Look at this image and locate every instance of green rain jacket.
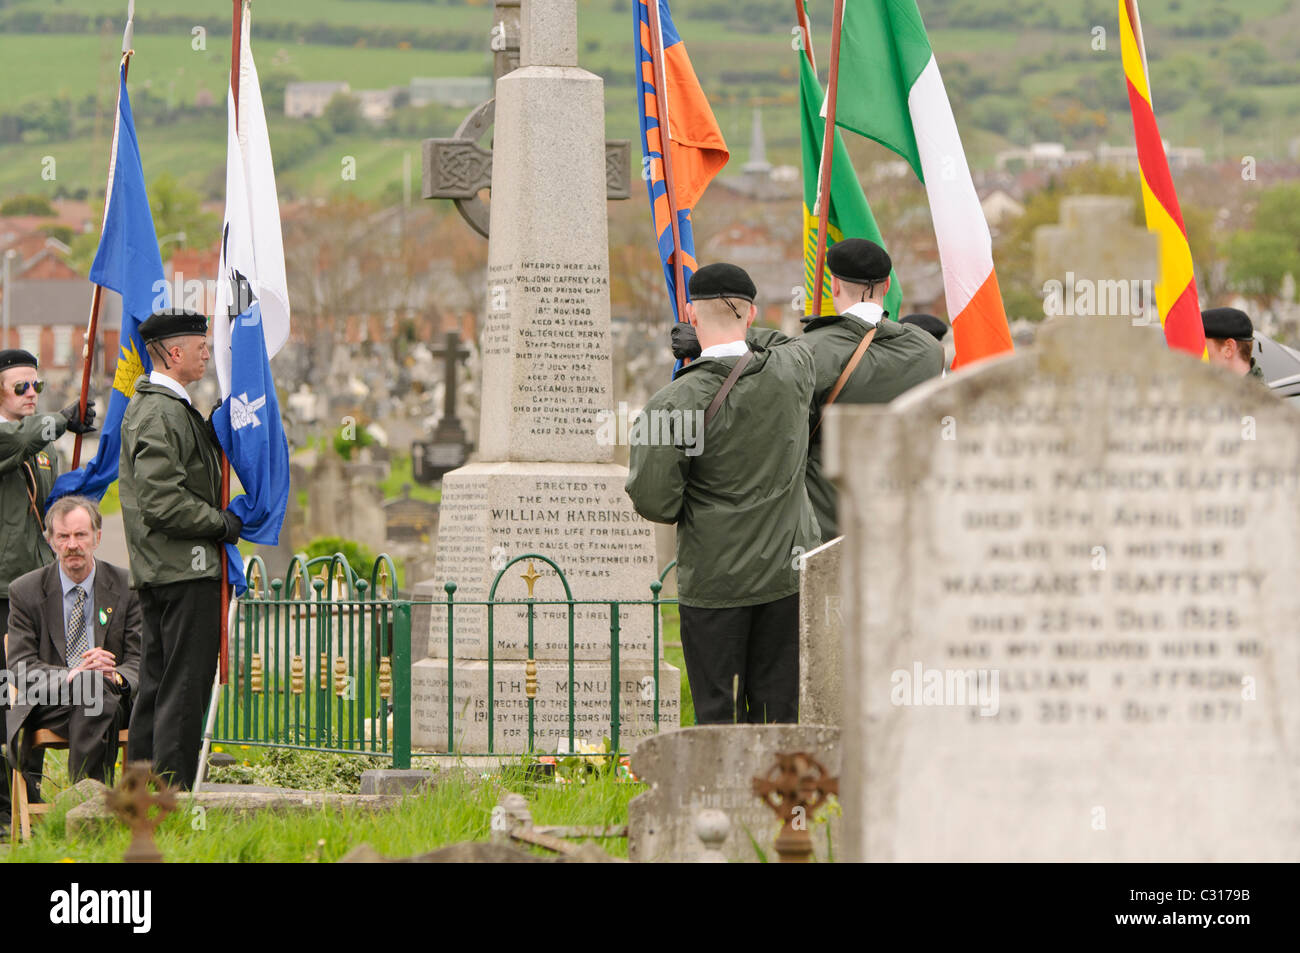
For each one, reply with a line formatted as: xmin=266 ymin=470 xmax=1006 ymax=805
xmin=803 ymin=313 xmax=944 ymax=538
xmin=0 ymin=412 xmax=64 ymax=597
xmin=119 ymin=380 xmax=225 ymax=589
xmin=625 ymin=335 xmax=822 ymax=609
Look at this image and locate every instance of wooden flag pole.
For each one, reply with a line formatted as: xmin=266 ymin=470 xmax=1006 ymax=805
xmin=73 ymin=7 xmax=136 ymax=469
xmin=811 ymin=0 xmax=846 ymax=318
xmin=645 ymin=0 xmax=688 ymax=326
xmin=218 ymin=0 xmax=244 ymax=686
xmin=795 ymin=0 xmax=816 ymax=72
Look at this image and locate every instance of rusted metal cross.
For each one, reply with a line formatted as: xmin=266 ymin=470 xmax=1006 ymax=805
xmin=106 ymin=762 xmax=178 ymax=863
xmin=752 ymin=751 xmax=839 ymax=863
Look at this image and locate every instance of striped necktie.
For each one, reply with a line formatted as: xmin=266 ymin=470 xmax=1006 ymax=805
xmin=67 ymin=585 xmax=89 ymax=666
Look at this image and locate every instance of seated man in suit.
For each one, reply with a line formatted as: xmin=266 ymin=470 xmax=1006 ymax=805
xmin=5 ymin=495 xmax=141 ymax=801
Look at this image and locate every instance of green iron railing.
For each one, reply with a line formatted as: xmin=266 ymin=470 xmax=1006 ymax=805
xmin=214 ymin=552 xmax=678 ymax=765
xmin=213 ymin=552 xmax=412 ymax=768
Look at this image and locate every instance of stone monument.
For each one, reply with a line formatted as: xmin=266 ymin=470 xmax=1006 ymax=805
xmin=411 ymin=0 xmax=677 ymax=754
xmin=826 ymin=315 xmax=1300 ymax=861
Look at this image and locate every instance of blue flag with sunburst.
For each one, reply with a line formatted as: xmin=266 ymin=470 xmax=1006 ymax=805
xmin=49 ymin=64 xmax=165 ymax=505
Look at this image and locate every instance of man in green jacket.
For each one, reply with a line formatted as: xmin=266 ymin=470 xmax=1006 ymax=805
xmin=803 ymin=239 xmax=944 ymax=538
xmin=0 ymin=348 xmax=95 ymax=829
xmin=626 ymin=264 xmax=820 ymax=725
xmin=119 ymin=310 xmax=242 ymax=789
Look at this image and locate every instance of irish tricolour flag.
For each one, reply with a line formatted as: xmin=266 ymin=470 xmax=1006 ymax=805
xmin=830 ymin=0 xmax=1013 ymax=369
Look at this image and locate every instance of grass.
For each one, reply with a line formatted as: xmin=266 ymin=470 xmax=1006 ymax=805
xmin=3 ymin=757 xmax=642 ymax=862
xmin=378 ymin=451 xmax=441 ymax=504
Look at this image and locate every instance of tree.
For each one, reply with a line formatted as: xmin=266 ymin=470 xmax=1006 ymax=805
xmin=323 ymin=92 xmax=363 ymax=134
xmin=1 ymin=194 xmax=56 ymax=216
xmin=148 ymin=174 xmax=220 ymax=250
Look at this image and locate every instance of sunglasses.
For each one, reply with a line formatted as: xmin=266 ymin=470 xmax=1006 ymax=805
xmin=12 ymin=380 xmax=44 ymax=396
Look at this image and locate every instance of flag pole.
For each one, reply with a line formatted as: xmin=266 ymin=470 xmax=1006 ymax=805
xmin=811 ymin=0 xmax=845 ymax=318
xmin=645 ymin=0 xmax=688 ymax=326
xmin=218 ymin=0 xmax=244 ymax=686
xmin=795 ymin=0 xmax=816 ymax=72
xmin=73 ymin=3 xmax=136 ymax=469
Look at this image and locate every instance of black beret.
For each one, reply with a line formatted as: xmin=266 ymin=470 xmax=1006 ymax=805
xmin=1201 ymin=307 xmax=1253 ymax=340
xmin=0 ymin=348 xmax=38 ymax=373
xmin=900 ymin=313 xmax=949 ymax=341
xmin=139 ymin=308 xmax=209 ymax=344
xmin=689 ymin=262 xmax=756 ymax=302
xmin=826 ymin=238 xmax=891 ymax=283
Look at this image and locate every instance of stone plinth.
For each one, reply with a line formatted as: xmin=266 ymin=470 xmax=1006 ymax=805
xmin=411 ymin=658 xmax=679 ymax=753
xmin=827 ymin=315 xmax=1300 ymax=862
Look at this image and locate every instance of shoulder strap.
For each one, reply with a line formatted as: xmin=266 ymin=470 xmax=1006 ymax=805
xmin=22 ymin=460 xmax=45 ymax=535
xmin=703 ymin=349 xmax=754 ymax=427
xmin=811 ymin=326 xmax=877 ymax=437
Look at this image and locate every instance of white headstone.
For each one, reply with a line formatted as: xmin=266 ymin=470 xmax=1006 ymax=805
xmin=828 ymin=316 xmax=1300 ymax=862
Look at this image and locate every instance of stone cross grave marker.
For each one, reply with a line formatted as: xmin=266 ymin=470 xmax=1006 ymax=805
xmin=422 ymin=0 xmax=630 ymax=239
xmin=413 ymin=331 xmax=473 ymax=484
xmin=411 ymin=0 xmax=677 ymax=755
xmin=826 ymin=315 xmax=1300 ymax=862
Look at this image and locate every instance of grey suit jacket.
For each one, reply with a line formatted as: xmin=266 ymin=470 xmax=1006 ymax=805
xmin=4 ymin=559 xmax=143 ymax=753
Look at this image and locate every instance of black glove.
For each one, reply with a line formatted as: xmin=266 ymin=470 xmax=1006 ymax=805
xmin=670 ymin=323 xmax=701 ymax=361
xmin=218 ymin=509 xmax=243 ymax=545
xmin=205 ymin=406 xmax=221 ymax=445
xmin=61 ymin=400 xmax=97 ymax=434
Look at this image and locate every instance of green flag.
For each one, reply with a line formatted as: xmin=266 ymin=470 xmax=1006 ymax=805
xmin=800 ymin=48 xmax=901 ymax=319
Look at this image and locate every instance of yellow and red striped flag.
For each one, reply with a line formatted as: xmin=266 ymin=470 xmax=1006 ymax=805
xmin=1119 ymin=0 xmax=1205 ymax=357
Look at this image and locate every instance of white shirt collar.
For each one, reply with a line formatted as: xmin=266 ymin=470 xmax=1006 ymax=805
xmin=843 ymin=301 xmax=885 ymax=327
xmin=149 ymin=370 xmax=192 ymax=405
xmin=698 ymin=339 xmax=750 ymax=360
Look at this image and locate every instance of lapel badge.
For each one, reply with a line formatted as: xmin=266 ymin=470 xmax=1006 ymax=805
xmin=99 ymin=607 xmax=110 ymax=626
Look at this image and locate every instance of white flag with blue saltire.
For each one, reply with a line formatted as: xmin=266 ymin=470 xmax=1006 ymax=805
xmin=211 ymin=4 xmax=290 ymax=596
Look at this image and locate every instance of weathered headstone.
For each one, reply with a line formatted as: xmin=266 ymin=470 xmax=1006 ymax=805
xmin=383 ymin=486 xmax=440 ymax=544
xmin=627 ymin=726 xmax=841 ymax=863
xmin=798 ymin=537 xmax=842 ymax=725
xmin=412 ymin=0 xmax=676 ymax=754
xmin=827 ymin=315 xmax=1300 ymax=862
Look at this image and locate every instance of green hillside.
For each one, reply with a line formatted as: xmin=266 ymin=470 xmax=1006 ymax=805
xmin=0 ymin=0 xmax=1298 ymax=203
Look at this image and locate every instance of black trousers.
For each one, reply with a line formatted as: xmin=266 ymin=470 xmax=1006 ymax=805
xmin=679 ymin=592 xmax=799 ymax=725
xmin=17 ymin=674 xmax=129 ymax=801
xmin=1 ymin=597 xmax=10 ymax=821
xmin=128 ymin=578 xmax=221 ymax=790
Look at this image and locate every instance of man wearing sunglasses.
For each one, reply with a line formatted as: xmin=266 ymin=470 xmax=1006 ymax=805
xmin=0 ymin=347 xmax=96 ymax=832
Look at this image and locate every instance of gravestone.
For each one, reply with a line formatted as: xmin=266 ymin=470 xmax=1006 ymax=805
xmin=1033 ymin=195 xmax=1159 ymax=319
xmin=627 ymin=726 xmax=841 ymax=863
xmin=413 ymin=331 xmax=474 ymax=484
xmin=826 ymin=315 xmax=1300 ymax=862
xmin=384 ymin=486 xmax=440 ymax=544
xmin=411 ymin=0 xmax=677 ymax=754
xmin=798 ymin=537 xmax=842 ymax=726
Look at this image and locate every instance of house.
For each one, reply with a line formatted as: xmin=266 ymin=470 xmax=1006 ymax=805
xmin=284 ymin=81 xmax=351 ymax=119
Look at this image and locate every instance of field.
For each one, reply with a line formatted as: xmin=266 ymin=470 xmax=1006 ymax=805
xmin=0 ymin=0 xmax=1297 ymax=202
